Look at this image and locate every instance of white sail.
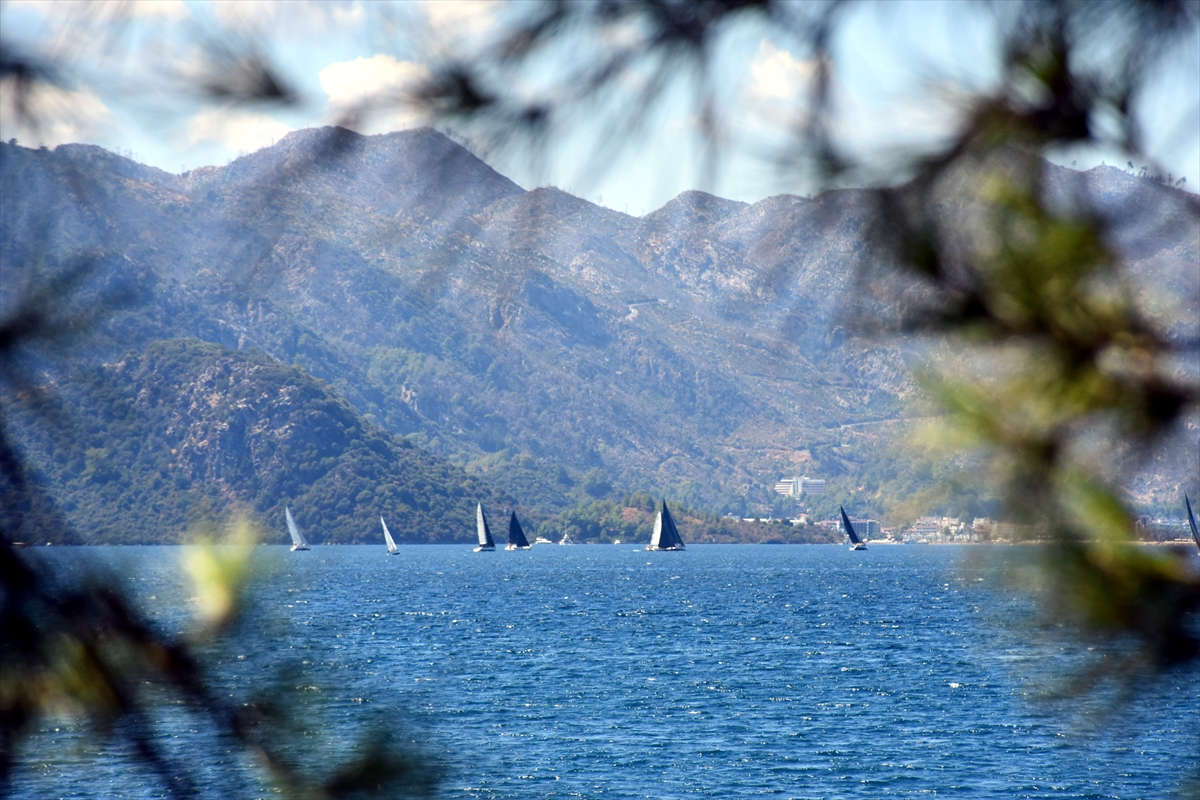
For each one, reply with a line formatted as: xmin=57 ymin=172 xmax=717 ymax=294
xmin=286 ymin=506 xmax=310 ymax=551
xmin=648 ymin=511 xmax=663 ymax=550
xmin=475 ymin=503 xmax=496 ymax=551
xmin=381 ymin=516 xmax=399 ymax=554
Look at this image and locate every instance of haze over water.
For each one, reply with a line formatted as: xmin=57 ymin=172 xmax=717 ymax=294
xmin=15 ymin=545 xmax=1199 ymax=799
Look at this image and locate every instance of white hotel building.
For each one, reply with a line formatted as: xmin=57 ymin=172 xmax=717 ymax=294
xmin=774 ymin=476 xmax=826 ymax=496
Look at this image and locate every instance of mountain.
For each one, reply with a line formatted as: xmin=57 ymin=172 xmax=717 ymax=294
xmin=5 ymin=339 xmax=503 ymax=544
xmin=2 ymin=128 xmax=1196 ymax=535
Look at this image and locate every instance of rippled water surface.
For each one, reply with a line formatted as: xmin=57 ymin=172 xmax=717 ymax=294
xmin=14 ymin=544 xmax=1199 ymax=799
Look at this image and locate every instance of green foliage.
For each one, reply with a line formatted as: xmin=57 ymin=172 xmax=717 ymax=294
xmin=553 ymin=495 xmax=655 ymax=543
xmin=4 ymin=339 xmax=504 ymax=544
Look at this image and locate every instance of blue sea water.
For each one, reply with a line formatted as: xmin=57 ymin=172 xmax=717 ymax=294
xmin=12 ymin=544 xmax=1199 ymax=799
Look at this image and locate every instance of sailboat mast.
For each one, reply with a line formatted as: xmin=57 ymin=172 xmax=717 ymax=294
xmin=1187 ymin=495 xmax=1199 ymax=553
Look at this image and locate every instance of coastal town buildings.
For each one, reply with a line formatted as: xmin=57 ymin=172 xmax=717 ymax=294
xmin=897 ymin=516 xmax=988 ymax=543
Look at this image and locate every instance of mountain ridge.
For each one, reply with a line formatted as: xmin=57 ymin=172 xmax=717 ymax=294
xmin=2 ymin=127 xmax=1196 ymax=533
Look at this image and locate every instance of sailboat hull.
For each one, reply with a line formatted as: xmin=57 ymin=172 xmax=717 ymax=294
xmin=474 ymin=544 xmax=496 ymax=552
xmin=291 ymin=544 xmax=310 ymax=551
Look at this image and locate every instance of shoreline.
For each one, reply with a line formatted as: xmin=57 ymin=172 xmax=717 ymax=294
xmin=15 ymin=540 xmax=1198 ymax=549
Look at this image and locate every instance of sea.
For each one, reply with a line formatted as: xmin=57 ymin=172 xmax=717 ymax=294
xmin=11 ymin=544 xmax=1199 ymax=799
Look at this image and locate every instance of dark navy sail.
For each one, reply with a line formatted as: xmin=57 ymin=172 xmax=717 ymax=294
xmin=840 ymin=506 xmax=867 ymax=550
xmin=1187 ymin=495 xmax=1199 ymax=553
xmin=507 ymin=511 xmax=531 ymax=550
xmin=646 ymin=500 xmax=685 ymax=551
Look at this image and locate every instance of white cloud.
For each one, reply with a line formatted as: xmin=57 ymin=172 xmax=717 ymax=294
xmin=736 ymin=39 xmax=822 ymax=137
xmin=331 ymin=2 xmax=366 ymax=27
xmin=747 ymin=40 xmax=818 ymax=102
xmin=418 ymin=0 xmax=504 ymax=55
xmin=185 ymin=108 xmax=292 ymax=154
xmin=8 ymin=0 xmax=189 ymax=21
xmin=212 ymin=1 xmax=284 ymax=31
xmin=120 ymin=0 xmax=189 ymax=20
xmin=0 ymin=78 xmax=113 ymax=147
xmin=320 ymin=55 xmax=428 ymax=108
xmin=319 ymin=55 xmax=430 ymax=134
xmin=213 ymin=1 xmax=364 ymax=34
xmin=420 ymin=0 xmax=502 ymax=35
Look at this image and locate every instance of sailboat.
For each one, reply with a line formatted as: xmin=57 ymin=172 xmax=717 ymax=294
xmin=645 ymin=500 xmax=685 ymax=551
xmin=840 ymin=506 xmax=867 ymax=550
xmin=474 ymin=503 xmax=496 ymax=551
xmin=285 ymin=506 xmax=310 ymax=551
xmin=506 ymin=511 xmax=531 ymax=550
xmin=381 ymin=516 xmax=400 ymax=555
xmin=1186 ymin=495 xmax=1199 ymax=553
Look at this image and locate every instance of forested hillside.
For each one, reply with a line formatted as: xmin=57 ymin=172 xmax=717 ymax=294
xmin=2 ymin=128 xmax=1195 ymax=540
xmin=6 ymin=339 xmax=503 ymax=544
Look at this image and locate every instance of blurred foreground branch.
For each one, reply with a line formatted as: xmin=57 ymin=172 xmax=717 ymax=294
xmin=1 ymin=17 xmax=440 ymax=798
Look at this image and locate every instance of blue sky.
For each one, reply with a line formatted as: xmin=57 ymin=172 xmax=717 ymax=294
xmin=2 ymin=1 xmax=1196 ymax=214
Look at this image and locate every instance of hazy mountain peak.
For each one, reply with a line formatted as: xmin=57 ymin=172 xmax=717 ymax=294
xmin=646 ymin=189 xmax=748 ymax=227
xmin=176 ymin=125 xmax=524 ymax=234
xmin=45 ymin=142 xmax=175 ymax=184
xmin=524 ymin=185 xmax=595 ymax=210
xmin=274 ymin=124 xmax=363 ymax=148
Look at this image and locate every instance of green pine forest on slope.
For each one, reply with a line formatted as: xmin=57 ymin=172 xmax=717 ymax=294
xmin=2 ymin=129 xmax=1196 ymax=544
xmin=8 ymin=339 xmax=500 ymax=544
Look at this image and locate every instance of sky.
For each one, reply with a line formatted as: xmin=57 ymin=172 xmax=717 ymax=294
xmin=2 ymin=0 xmax=1197 ymax=215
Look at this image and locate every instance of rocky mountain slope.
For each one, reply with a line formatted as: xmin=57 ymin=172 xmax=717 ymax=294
xmin=2 ymin=128 xmax=1196 ymax=532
